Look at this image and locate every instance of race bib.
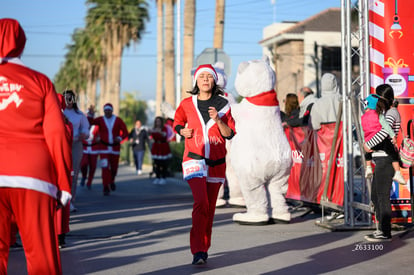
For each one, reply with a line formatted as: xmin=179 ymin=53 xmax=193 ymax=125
xmin=182 ymin=159 xmax=207 ymax=181
xmin=100 ymin=158 xmax=108 ymax=168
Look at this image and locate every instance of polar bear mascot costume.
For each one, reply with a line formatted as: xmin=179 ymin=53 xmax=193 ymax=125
xmin=213 ymin=62 xmax=246 ymax=208
xmin=231 ymin=58 xmax=292 ymax=225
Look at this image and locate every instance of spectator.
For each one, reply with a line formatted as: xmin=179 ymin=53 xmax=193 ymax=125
xmin=361 ymin=94 xmax=405 ymax=185
xmin=310 ymin=73 xmax=341 ymax=130
xmin=298 ymin=86 xmax=316 ymax=125
xmin=93 ymin=103 xmax=129 ymax=196
xmin=63 ymin=90 xmax=90 ymax=212
xmin=173 ymin=64 xmax=236 ymax=265
xmin=0 ymin=18 xmax=72 ymax=274
xmin=280 ymin=93 xmax=301 ymax=127
xmin=364 ymin=84 xmax=401 ymax=242
xmin=129 ymin=120 xmax=149 ymax=175
xmin=149 ymin=116 xmax=172 ymax=185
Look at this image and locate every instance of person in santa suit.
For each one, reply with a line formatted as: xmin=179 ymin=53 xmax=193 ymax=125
xmin=149 ymin=116 xmax=172 ymax=185
xmin=173 ymin=64 xmax=236 ymax=265
xmin=93 ymin=103 xmax=128 ymax=195
xmin=0 ymin=18 xmax=72 ymax=274
xmin=80 ymin=105 xmax=100 ymax=190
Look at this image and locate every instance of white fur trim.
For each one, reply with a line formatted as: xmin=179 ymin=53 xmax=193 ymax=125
xmin=0 ymin=175 xmax=58 ymax=199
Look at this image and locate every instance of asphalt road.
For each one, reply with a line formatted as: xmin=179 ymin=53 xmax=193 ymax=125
xmin=7 ymin=164 xmax=414 ymax=275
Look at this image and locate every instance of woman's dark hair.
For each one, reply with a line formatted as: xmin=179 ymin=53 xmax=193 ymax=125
xmin=375 ymin=84 xmax=394 ymax=110
xmin=153 ymin=116 xmax=165 ymax=128
xmin=62 ymin=90 xmax=80 ymax=113
xmin=187 ymin=82 xmax=225 ymax=97
xmin=284 ymin=93 xmax=299 ymax=116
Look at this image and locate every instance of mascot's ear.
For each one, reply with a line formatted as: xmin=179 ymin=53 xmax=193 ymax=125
xmin=237 ymin=61 xmax=250 ymax=75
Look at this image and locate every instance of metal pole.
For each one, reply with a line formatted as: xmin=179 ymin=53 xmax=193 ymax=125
xmin=341 ymin=0 xmax=350 ymax=225
xmin=176 ymin=0 xmax=181 ymax=109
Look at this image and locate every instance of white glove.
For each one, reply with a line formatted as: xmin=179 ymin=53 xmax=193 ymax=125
xmin=59 ymin=191 xmax=72 ymax=206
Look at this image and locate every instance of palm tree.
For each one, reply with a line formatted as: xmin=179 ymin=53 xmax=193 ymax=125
xmin=164 ymin=0 xmax=176 ymax=109
xmin=156 ymin=0 xmax=164 ymax=116
xmin=214 ymin=0 xmax=225 ymax=49
xmin=86 ymin=0 xmax=149 ymax=114
xmin=182 ymin=0 xmax=195 ymax=99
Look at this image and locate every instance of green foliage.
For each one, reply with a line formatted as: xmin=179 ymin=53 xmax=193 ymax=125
xmin=168 ymin=141 xmax=185 ymax=174
xmin=119 ymin=92 xmax=148 ymax=130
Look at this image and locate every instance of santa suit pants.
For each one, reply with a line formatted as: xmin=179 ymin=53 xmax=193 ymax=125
xmin=80 ymin=153 xmax=98 ymax=188
xmin=187 ymin=177 xmax=221 ymax=255
xmin=100 ymin=153 xmax=120 ymax=191
xmin=0 ymin=188 xmax=61 ymax=275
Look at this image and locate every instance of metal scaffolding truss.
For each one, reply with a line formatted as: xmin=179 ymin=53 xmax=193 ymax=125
xmin=319 ymin=0 xmax=373 ymax=230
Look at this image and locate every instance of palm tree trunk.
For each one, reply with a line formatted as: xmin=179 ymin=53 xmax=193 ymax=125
xmin=164 ymin=0 xmax=176 ymax=109
xmin=156 ymin=0 xmax=164 ymax=116
xmin=182 ymin=0 xmax=195 ymax=99
xmin=214 ymin=0 xmax=225 ymax=49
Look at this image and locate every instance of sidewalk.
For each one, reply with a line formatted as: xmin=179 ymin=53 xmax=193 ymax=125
xmin=8 ymin=164 xmax=414 ymax=275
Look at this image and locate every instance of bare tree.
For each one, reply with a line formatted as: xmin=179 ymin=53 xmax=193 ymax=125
xmin=182 ymin=0 xmax=195 ymax=99
xmin=156 ymin=0 xmax=164 ymax=116
xmin=164 ymin=0 xmax=176 ymax=109
xmin=214 ymin=0 xmax=225 ymax=49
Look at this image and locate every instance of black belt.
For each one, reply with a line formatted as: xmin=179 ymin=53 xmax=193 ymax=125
xmin=187 ymin=152 xmax=225 ymax=167
xmin=101 ymin=141 xmax=119 ymax=146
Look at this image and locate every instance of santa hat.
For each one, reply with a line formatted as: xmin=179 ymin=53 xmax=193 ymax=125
xmin=193 ymin=64 xmax=218 ymax=87
xmin=103 ymin=103 xmax=113 ymax=111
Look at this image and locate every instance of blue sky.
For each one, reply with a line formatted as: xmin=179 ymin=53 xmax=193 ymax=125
xmin=2 ymin=0 xmax=340 ymax=103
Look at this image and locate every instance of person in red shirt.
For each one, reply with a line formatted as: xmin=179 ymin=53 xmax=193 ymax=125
xmin=0 ymin=18 xmax=72 ymax=274
xmin=93 ymin=103 xmax=128 ymax=195
xmin=173 ymin=64 xmax=236 ymax=265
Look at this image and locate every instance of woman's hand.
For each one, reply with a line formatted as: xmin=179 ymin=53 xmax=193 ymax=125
xmin=363 ymin=143 xmax=373 ymax=153
xmin=180 ymin=128 xmax=194 ymax=139
xmin=208 ymin=106 xmax=219 ymax=122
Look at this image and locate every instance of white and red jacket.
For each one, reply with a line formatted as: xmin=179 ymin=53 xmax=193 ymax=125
xmin=173 ymin=95 xmax=236 ymax=183
xmin=0 ymin=20 xmax=72 ymax=198
xmin=83 ymin=125 xmax=100 ymax=154
xmin=93 ymin=115 xmax=128 ymax=155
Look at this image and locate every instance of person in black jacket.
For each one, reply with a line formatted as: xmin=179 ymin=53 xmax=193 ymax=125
xmin=129 ymin=120 xmax=149 ymax=175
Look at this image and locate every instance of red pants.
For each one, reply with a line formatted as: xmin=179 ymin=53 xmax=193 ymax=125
xmin=99 ymin=154 xmax=120 ymax=192
xmin=0 ymin=188 xmax=61 ymax=275
xmin=80 ymin=153 xmax=98 ymax=187
xmin=187 ymin=178 xmax=221 ymax=255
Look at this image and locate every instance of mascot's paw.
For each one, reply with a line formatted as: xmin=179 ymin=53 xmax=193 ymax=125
xmin=269 ymin=212 xmax=291 ymax=224
xmin=228 ymin=197 xmax=246 ymax=208
xmin=216 ymin=198 xmax=228 ymax=208
xmin=233 ymin=212 xmax=269 ymax=225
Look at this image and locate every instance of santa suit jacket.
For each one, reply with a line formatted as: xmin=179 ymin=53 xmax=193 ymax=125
xmin=173 ymin=95 xmax=236 ymax=183
xmin=83 ymin=125 xmax=100 ymax=154
xmin=93 ymin=115 xmax=128 ymax=155
xmin=0 ymin=21 xmax=72 ymax=198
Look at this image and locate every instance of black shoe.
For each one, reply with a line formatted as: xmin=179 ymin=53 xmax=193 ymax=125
xmin=110 ymin=183 xmax=116 ymax=191
xmin=80 ymin=178 xmax=86 ymax=187
xmin=87 ymin=184 xmax=92 ymax=190
xmin=364 ymin=232 xmax=392 ymax=242
xmin=58 ymin=234 xmax=66 ymax=249
xmin=202 ymin=252 xmax=208 ymax=262
xmin=192 ymin=252 xmax=206 ymax=265
xmin=103 ymin=188 xmax=110 ymax=196
xmin=10 ymin=241 xmax=23 ymax=250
